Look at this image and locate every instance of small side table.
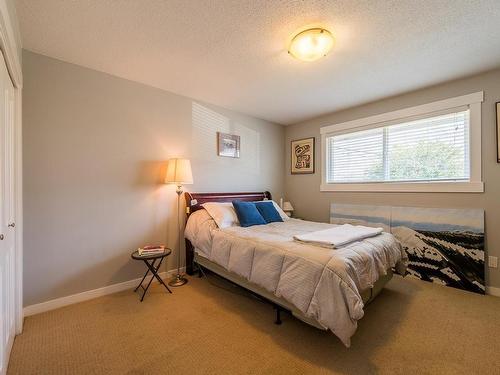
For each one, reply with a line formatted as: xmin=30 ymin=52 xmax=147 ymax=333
xmin=131 ymin=249 xmax=173 ymax=301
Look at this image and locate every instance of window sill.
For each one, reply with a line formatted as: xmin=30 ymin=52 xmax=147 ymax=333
xmin=320 ymin=181 xmax=484 ymax=193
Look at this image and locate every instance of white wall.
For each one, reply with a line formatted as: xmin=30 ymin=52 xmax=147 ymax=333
xmin=22 ymin=50 xmax=285 ymax=306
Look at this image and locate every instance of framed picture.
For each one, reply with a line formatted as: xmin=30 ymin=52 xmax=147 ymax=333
xmin=217 ymin=132 xmax=240 ymax=158
xmin=497 ymin=102 xmax=500 ymax=163
xmin=291 ymin=137 xmax=315 ymax=174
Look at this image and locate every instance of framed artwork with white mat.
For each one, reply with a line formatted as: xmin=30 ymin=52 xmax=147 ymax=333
xmin=496 ymin=101 xmax=500 ymax=163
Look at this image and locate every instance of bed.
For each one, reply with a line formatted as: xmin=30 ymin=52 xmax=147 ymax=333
xmin=184 ymin=191 xmax=408 ymax=347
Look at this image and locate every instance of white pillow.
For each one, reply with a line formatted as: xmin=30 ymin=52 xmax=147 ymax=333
xmin=270 ymin=200 xmax=290 ymax=221
xmin=201 ymin=202 xmax=240 ymax=228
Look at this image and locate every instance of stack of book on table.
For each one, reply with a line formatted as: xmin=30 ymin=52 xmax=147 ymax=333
xmin=137 ymin=245 xmax=165 ymax=256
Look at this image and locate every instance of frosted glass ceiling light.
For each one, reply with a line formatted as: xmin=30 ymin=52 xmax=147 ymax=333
xmin=288 ymin=28 xmax=334 ymax=62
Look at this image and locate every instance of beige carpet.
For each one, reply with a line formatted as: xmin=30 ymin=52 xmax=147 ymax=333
xmin=8 ymin=274 xmax=500 ymax=374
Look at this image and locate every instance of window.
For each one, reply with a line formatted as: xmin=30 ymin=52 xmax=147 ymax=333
xmin=327 ymin=110 xmax=469 ymax=183
xmin=320 ymin=92 xmax=483 ymax=192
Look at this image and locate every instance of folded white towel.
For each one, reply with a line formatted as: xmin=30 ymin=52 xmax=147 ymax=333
xmin=293 ymin=224 xmax=383 ymax=248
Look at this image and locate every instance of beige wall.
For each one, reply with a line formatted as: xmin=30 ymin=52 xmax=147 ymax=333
xmin=285 ymin=68 xmax=500 ymax=289
xmin=22 ymin=47 xmax=500 ymax=305
xmin=22 ymin=50 xmax=285 ymax=306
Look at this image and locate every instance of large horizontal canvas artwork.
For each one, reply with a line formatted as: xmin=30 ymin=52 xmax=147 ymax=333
xmin=331 ymin=204 xmax=485 ymax=294
xmin=329 ymin=204 xmax=391 ymax=232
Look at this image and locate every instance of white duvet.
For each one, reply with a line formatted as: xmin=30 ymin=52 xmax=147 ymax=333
xmin=185 ymin=210 xmax=408 ymax=347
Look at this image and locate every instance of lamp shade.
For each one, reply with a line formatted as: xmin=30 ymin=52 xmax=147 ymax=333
xmin=282 ymin=202 xmax=294 ymax=211
xmin=165 ymin=158 xmax=193 ymax=185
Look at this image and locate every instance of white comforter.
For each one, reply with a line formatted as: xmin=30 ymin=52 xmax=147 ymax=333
xmin=185 ymin=211 xmax=408 ymax=347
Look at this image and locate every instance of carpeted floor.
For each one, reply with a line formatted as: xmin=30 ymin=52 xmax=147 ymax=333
xmin=8 ymin=274 xmax=500 ymax=374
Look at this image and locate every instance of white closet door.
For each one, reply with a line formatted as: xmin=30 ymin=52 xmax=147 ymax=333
xmin=0 ymin=50 xmax=16 ymax=375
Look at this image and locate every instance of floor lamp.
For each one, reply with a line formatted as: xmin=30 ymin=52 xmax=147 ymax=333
xmin=165 ymin=158 xmax=193 ymax=287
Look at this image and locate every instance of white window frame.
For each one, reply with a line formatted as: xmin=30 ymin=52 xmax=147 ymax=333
xmin=320 ymin=92 xmax=484 ymax=193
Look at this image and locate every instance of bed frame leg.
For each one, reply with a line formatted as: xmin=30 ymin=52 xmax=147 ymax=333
xmin=193 ymin=259 xmax=203 ymax=278
xmin=274 ymin=306 xmax=282 ymax=325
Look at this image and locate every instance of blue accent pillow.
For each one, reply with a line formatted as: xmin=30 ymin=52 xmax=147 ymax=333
xmin=232 ymin=201 xmax=266 ymax=227
xmin=255 ymin=201 xmax=283 ymax=223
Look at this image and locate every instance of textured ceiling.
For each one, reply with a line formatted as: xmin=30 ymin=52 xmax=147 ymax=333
xmin=15 ymin=0 xmax=500 ymax=125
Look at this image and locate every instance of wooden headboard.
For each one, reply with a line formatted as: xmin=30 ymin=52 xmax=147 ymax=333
xmin=183 ymin=191 xmax=272 ymax=275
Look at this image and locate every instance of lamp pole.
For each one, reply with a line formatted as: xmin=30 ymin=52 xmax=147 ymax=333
xmin=168 ymin=184 xmax=188 ymax=287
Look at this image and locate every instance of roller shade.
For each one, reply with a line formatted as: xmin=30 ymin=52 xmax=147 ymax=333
xmin=326 ymin=110 xmax=470 ymax=183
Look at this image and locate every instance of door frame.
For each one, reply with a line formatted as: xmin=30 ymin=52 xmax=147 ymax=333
xmin=0 ymin=1 xmax=23 ymax=335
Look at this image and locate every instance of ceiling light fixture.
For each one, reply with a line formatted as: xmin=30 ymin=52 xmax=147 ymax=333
xmin=288 ymin=28 xmax=334 ymax=62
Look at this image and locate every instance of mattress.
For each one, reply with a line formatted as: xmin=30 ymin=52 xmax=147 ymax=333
xmin=185 ymin=210 xmax=408 ymax=346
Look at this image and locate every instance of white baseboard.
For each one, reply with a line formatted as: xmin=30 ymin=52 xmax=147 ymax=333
xmin=486 ymin=286 xmax=500 ymax=297
xmin=22 ymin=267 xmax=500 ymax=317
xmin=23 ymin=267 xmax=186 ymax=317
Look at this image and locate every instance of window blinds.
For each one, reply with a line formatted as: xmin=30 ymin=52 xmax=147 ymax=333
xmin=326 ymin=110 xmax=470 ymax=183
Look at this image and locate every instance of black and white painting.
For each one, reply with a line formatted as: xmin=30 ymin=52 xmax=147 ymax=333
xmin=331 ymin=204 xmax=485 ymax=294
xmin=291 ymin=137 xmax=315 ymax=174
xmin=217 ymin=132 xmax=240 ymax=158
